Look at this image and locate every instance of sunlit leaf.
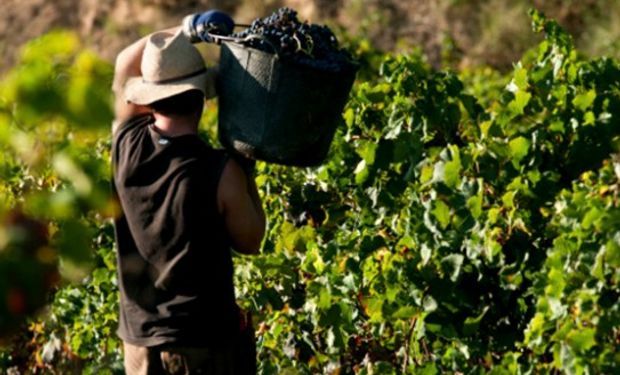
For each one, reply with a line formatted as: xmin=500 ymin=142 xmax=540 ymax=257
xmin=572 ymin=89 xmax=596 ymax=112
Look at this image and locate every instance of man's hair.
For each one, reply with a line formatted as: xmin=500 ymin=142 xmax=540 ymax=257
xmin=148 ymin=89 xmax=204 ymax=116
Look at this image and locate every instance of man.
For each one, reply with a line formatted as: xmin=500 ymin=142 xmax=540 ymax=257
xmin=111 ymin=13 xmax=265 ymax=375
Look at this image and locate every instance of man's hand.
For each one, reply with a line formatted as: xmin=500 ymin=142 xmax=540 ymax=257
xmin=182 ymin=10 xmax=235 ymax=43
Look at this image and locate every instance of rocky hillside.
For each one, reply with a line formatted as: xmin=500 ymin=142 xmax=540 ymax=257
xmin=0 ymin=0 xmax=616 ymax=73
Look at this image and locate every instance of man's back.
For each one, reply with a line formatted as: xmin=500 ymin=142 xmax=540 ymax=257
xmin=113 ymin=114 xmax=238 ymax=348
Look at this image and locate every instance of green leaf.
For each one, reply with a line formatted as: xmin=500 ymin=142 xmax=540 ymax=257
xmin=545 ymin=269 xmax=565 ymax=298
xmin=354 ymin=140 xmax=378 ymax=184
xmin=303 ymin=244 xmax=325 ymax=275
xmin=366 ymin=297 xmax=385 ymax=322
xmin=278 ymin=221 xmax=316 ymax=254
xmin=364 ymin=83 xmax=391 ymax=103
xmin=422 ymin=295 xmax=437 ymax=312
xmin=432 ymin=200 xmax=451 ymax=229
xmin=317 ymin=288 xmax=332 ymax=309
xmin=572 ymin=89 xmax=596 ymax=111
xmin=434 ymin=146 xmax=462 ymax=189
xmin=417 ymin=363 xmax=439 ymax=375
xmin=605 ymin=237 xmax=620 ymax=267
xmin=509 ymin=136 xmax=531 ymax=164
xmin=466 ymin=179 xmax=484 ymax=219
xmin=581 ymin=207 xmax=604 ymax=230
xmin=566 ymin=328 xmax=596 ymax=353
xmin=420 ymin=243 xmax=432 ymax=265
xmin=508 ymin=90 xmax=532 ymax=115
xmin=354 ymin=159 xmax=369 ymax=184
xmin=512 ymin=66 xmax=529 ymax=91
xmin=356 ymin=140 xmax=378 ymax=164
xmin=392 ymin=306 xmax=417 ymax=319
xmin=343 ymin=108 xmax=355 ymax=127
xmin=463 ymin=306 xmax=489 ymax=336
xmin=443 ymin=159 xmax=461 ymax=189
xmin=592 ymin=245 xmax=606 ymax=280
xmin=91 ymin=268 xmax=109 ymax=286
xmin=524 ymin=313 xmax=545 ymax=348
xmin=502 ymin=190 xmax=517 ymax=209
xmin=420 ymin=164 xmax=434 ymax=184
xmin=441 ymin=254 xmax=464 ymax=282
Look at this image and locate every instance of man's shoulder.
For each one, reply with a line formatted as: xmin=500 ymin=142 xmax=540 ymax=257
xmin=113 ymin=113 xmax=154 ymax=142
xmin=184 ymin=136 xmax=226 ymax=161
xmin=111 ymin=114 xmax=155 ymax=171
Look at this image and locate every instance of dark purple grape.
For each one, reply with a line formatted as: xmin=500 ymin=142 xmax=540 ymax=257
xmin=231 ymin=7 xmax=354 ymax=73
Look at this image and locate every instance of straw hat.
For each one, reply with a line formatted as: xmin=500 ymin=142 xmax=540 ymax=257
xmin=124 ymin=30 xmax=215 ymax=105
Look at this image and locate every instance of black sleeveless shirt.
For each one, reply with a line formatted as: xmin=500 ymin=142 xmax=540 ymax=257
xmin=112 ymin=114 xmax=237 ymax=347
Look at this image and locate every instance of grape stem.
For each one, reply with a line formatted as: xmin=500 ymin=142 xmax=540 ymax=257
xmin=292 ymin=32 xmax=313 ymax=56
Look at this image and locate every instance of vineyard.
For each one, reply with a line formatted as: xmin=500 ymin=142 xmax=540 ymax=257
xmin=1 ymin=9 xmax=620 ymax=375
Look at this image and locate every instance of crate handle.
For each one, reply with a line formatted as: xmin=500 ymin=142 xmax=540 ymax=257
xmin=206 ymin=33 xmax=280 ymax=58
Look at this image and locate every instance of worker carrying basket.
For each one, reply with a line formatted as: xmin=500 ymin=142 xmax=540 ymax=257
xmin=184 ymin=7 xmax=358 ymax=166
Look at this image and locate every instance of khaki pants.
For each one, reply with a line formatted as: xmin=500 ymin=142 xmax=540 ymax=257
xmin=123 ymin=316 xmax=256 ymax=375
xmin=123 ymin=311 xmax=256 ymax=375
xmin=123 ymin=342 xmax=235 ymax=375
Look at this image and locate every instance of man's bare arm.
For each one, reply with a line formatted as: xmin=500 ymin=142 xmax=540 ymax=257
xmin=111 ymin=26 xmax=181 ymax=132
xmin=217 ymin=159 xmax=266 ymax=255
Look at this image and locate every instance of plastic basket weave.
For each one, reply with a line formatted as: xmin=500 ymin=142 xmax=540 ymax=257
xmin=216 ymin=41 xmax=357 ymax=166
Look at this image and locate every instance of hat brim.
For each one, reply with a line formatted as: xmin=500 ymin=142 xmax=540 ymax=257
xmin=124 ymin=68 xmax=216 ymax=105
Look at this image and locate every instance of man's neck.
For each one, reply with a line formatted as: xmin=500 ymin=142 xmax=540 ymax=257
xmin=152 ymin=112 xmax=199 ymax=137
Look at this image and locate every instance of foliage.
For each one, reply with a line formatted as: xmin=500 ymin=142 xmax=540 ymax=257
xmin=235 ymin=9 xmax=620 ymax=374
xmin=0 ymin=10 xmax=619 ymax=375
xmin=0 ymin=31 xmax=119 ymax=373
xmin=524 ymin=161 xmax=620 ymax=374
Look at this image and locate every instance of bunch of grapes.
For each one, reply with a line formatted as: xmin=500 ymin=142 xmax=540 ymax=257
xmin=232 ymin=7 xmax=354 ymax=73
